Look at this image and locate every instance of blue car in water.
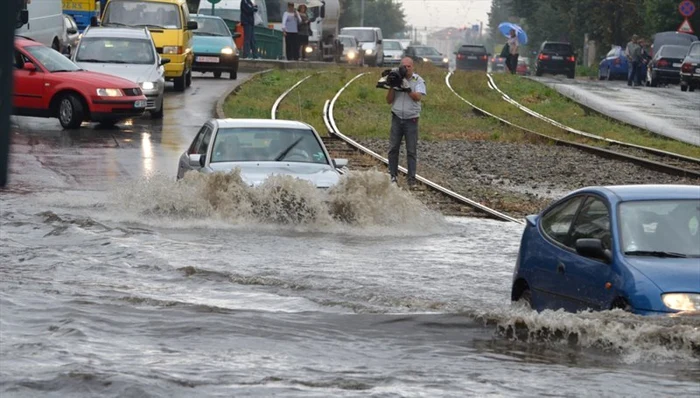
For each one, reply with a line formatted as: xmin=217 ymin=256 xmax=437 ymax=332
xmin=598 ymin=45 xmax=629 ymax=80
xmin=511 ymin=185 xmax=700 ymax=316
xmin=190 ymin=14 xmax=240 ymax=79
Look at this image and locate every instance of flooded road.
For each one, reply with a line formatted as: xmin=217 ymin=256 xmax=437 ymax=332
xmin=533 ymin=76 xmax=700 ymax=146
xmin=2 ymin=74 xmax=700 ymax=397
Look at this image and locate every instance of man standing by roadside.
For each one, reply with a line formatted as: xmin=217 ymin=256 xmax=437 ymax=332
xmin=507 ymin=28 xmax=519 ymax=74
xmin=625 ymin=34 xmax=642 ymax=86
xmin=240 ymin=0 xmax=258 ymax=59
xmin=386 ymin=57 xmax=426 ymax=186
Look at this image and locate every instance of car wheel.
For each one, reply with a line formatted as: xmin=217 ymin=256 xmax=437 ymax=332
xmin=535 ymin=69 xmax=542 ymax=77
xmin=51 ymin=38 xmax=60 ymax=52
xmin=213 ymin=71 xmax=222 ymax=78
xmin=598 ymin=67 xmax=604 ymax=80
xmin=57 ymin=93 xmax=84 ymax=129
xmin=174 ymin=70 xmax=186 ymax=92
xmin=230 ymin=69 xmax=237 ymax=80
xmin=98 ymin=120 xmax=118 ymax=127
xmin=151 ymin=101 xmax=164 ymax=119
xmin=606 ymin=67 xmax=611 ymax=80
xmin=611 ymin=297 xmax=632 ymax=312
xmin=185 ymin=68 xmax=192 ymax=88
xmin=681 ymin=84 xmax=688 ymax=92
xmin=649 ymin=71 xmax=658 ymax=87
xmin=690 ymin=85 xmax=696 ymax=92
xmin=516 ymin=289 xmax=532 ymax=309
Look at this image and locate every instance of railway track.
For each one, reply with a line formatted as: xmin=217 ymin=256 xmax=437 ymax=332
xmin=272 ymin=72 xmax=523 ymax=223
xmin=446 ymin=71 xmax=700 ymax=179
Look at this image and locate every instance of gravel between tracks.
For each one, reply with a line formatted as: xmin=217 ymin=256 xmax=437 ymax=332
xmin=357 ymin=138 xmax=700 ymax=218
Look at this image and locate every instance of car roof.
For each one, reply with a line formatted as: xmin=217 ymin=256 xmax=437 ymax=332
xmin=337 ymin=34 xmax=356 ymax=39
xmin=15 ymin=36 xmax=42 ymax=47
xmin=341 ymin=27 xmax=379 ymax=31
xmin=212 ymin=118 xmax=313 ymax=130
xmin=576 ymin=185 xmax=700 ymax=201
xmin=191 ymin=14 xmax=225 ymax=20
xmin=83 ymin=27 xmax=150 ymax=39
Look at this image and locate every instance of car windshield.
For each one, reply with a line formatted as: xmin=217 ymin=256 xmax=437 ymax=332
xmin=619 ymin=199 xmax=700 ymax=257
xmin=75 ymin=38 xmax=155 ymax=64
xmin=660 ymin=45 xmax=690 ymax=58
xmin=460 ymin=46 xmax=486 ymax=54
xmin=103 ymin=1 xmax=181 ymax=29
xmin=384 ymin=41 xmax=402 ymax=50
xmin=542 ymin=43 xmax=572 ymax=54
xmin=341 ymin=29 xmax=374 ymax=42
xmin=191 ymin=17 xmax=230 ymax=36
xmin=210 ymin=128 xmax=329 ymax=164
xmin=197 ymin=8 xmax=240 ymax=24
xmin=414 ymin=47 xmax=440 ymax=56
xmin=690 ymin=44 xmax=700 ymax=56
xmin=339 ymin=37 xmax=356 ymax=48
xmin=25 ymin=45 xmax=81 ymax=72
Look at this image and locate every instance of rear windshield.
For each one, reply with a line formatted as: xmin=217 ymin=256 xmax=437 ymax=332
xmin=459 ymin=46 xmax=486 ymax=54
xmin=691 ymin=44 xmax=700 ymax=56
xmin=103 ymin=1 xmax=182 ymax=29
xmin=383 ymin=41 xmax=403 ymax=51
xmin=340 ymin=29 xmax=375 ymax=43
xmin=660 ymin=45 xmax=690 ymax=58
xmin=542 ymin=43 xmax=573 ymax=54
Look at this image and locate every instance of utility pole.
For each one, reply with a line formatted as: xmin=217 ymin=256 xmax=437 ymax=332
xmin=360 ymin=0 xmax=365 ymax=27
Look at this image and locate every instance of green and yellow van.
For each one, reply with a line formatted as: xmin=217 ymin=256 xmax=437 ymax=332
xmin=101 ymin=0 xmax=197 ymax=91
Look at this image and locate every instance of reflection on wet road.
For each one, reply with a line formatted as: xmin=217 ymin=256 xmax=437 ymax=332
xmin=533 ymin=76 xmax=700 ymax=146
xmin=2 ymin=73 xmax=700 ymax=397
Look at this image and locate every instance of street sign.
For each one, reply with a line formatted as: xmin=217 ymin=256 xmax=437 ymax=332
xmin=679 ymin=0 xmax=696 ymax=17
xmin=207 ymin=0 xmax=221 ymax=4
xmin=678 ymin=18 xmax=695 ymax=34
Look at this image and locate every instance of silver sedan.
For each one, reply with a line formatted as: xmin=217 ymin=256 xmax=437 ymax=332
xmin=177 ymin=119 xmax=349 ymax=188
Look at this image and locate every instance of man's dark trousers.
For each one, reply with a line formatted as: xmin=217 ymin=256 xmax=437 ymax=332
xmin=388 ymin=113 xmax=418 ymax=180
xmin=243 ymin=24 xmax=257 ymax=58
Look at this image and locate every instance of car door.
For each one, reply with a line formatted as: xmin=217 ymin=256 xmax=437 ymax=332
xmin=562 ymin=196 xmax=616 ymax=311
xmin=12 ymin=49 xmax=46 ymax=112
xmin=178 ymin=124 xmax=211 ymax=178
xmin=530 ymin=195 xmax=586 ymax=312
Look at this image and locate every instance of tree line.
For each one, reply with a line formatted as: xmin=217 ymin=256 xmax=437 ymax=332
xmin=488 ymin=0 xmax=700 ymax=57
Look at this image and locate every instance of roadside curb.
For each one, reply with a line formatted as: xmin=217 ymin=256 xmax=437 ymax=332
xmin=215 ymin=69 xmax=274 ymax=119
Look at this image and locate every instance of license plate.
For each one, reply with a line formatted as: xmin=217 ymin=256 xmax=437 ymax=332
xmin=196 ymin=56 xmax=220 ymax=63
xmin=552 ymin=56 xmax=563 ymax=60
xmin=134 ymin=100 xmax=147 ymax=108
xmin=673 ymin=63 xmax=681 ymax=67
xmin=467 ymin=56 xmax=476 ymax=59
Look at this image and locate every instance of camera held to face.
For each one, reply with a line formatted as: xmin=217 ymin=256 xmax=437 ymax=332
xmin=376 ymin=65 xmax=410 ymax=91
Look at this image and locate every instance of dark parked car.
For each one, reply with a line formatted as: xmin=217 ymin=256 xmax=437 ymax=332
xmin=598 ymin=45 xmax=629 ymax=80
xmin=645 ymin=44 xmax=690 ymax=86
xmin=404 ymin=45 xmax=449 ymax=68
xmin=535 ymin=41 xmax=576 ymax=78
xmin=680 ymin=41 xmax=700 ymax=92
xmin=651 ymin=31 xmax=698 ymax=57
xmin=455 ymin=44 xmax=488 ymax=71
xmin=489 ymin=56 xmax=507 ymax=73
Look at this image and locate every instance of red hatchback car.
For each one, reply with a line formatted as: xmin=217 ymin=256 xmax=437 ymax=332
xmin=13 ymin=36 xmax=148 ymax=129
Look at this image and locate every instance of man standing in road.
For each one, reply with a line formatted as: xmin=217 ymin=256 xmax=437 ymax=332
xmin=625 ymin=34 xmax=642 ymax=86
xmin=507 ymin=28 xmax=519 ymax=74
xmin=240 ymin=0 xmax=258 ymax=59
xmin=386 ymin=57 xmax=426 ymax=186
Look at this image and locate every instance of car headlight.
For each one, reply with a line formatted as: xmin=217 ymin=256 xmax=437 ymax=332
xmin=347 ymin=51 xmax=356 ymax=59
xmin=422 ymin=57 xmax=429 ymax=62
xmin=443 ymin=57 xmax=449 ymax=63
xmin=662 ymin=293 xmax=700 ymax=311
xmin=162 ymin=46 xmax=180 ymax=54
xmin=221 ymin=47 xmax=234 ymax=55
xmin=305 ymin=46 xmax=313 ymax=53
xmin=96 ymin=88 xmax=122 ymax=97
xmin=140 ymin=82 xmax=155 ymax=90
xmin=365 ymin=49 xmax=373 ymax=55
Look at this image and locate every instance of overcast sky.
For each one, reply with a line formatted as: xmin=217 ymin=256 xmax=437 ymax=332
xmin=397 ymin=0 xmax=493 ymax=30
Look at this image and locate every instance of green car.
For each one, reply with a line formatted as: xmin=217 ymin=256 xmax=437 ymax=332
xmin=190 ymin=14 xmax=240 ymax=79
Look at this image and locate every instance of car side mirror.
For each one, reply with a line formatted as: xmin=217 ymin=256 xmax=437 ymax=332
xmin=23 ymin=62 xmax=36 ymax=72
xmin=90 ymin=16 xmax=99 ymax=27
xmin=159 ymin=58 xmax=171 ymax=65
xmin=67 ymin=27 xmax=78 ymax=34
xmin=188 ymin=154 xmax=204 ymax=167
xmin=232 ymin=32 xmax=241 ymax=39
xmin=377 ymin=39 xmax=382 ymax=44
xmin=333 ymin=158 xmax=348 ymax=168
xmin=187 ymin=21 xmax=198 ymax=30
xmin=575 ymin=238 xmax=611 ymax=262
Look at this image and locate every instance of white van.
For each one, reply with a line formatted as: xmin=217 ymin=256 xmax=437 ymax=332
xmin=197 ymin=0 xmax=268 ymax=26
xmin=15 ymin=0 xmax=64 ymax=50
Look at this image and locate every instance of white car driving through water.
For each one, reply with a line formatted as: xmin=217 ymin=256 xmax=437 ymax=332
xmin=177 ymin=119 xmax=348 ymax=187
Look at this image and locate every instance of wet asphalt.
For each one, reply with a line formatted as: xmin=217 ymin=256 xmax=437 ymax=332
xmin=7 ymin=73 xmax=249 ymax=191
xmin=532 ymin=76 xmax=700 ymax=146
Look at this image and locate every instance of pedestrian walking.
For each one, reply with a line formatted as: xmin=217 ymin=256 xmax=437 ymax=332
xmin=240 ymin=0 xmax=258 ymax=59
xmin=625 ymin=34 xmax=642 ymax=86
xmin=297 ymin=4 xmax=311 ymax=61
xmin=386 ymin=57 xmax=427 ymax=186
xmin=506 ymin=28 xmax=519 ymax=74
xmin=282 ymin=2 xmax=301 ymax=61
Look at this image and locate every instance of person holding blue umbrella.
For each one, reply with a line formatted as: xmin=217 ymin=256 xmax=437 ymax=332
xmin=498 ymin=22 xmax=527 ymax=74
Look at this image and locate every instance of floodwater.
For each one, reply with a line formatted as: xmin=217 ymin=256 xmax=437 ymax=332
xmin=2 ymin=75 xmax=699 ymax=397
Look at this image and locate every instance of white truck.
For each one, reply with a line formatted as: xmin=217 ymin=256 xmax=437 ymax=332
xmin=14 ymin=0 xmax=64 ymax=50
xmin=268 ymin=0 xmax=341 ymax=62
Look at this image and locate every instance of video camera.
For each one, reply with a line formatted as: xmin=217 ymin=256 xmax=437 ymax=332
xmin=376 ymin=65 xmax=410 ymax=91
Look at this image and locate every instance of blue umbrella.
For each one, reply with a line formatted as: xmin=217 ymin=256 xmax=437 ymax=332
xmin=498 ymin=22 xmax=528 ymax=45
